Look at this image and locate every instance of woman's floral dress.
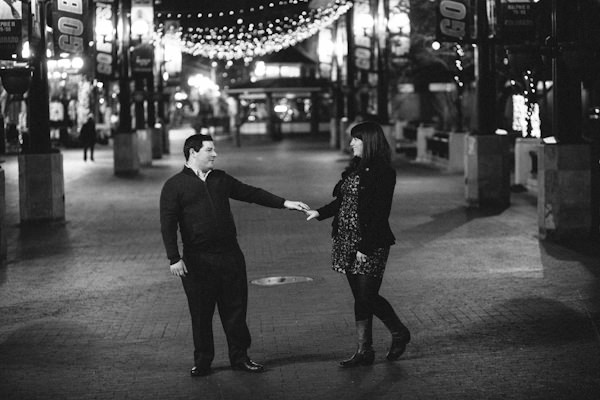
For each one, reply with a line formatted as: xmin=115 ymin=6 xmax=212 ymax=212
xmin=331 ymin=172 xmax=390 ymax=278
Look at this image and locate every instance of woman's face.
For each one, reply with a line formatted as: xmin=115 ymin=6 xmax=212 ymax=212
xmin=350 ymin=137 xmax=363 ymax=157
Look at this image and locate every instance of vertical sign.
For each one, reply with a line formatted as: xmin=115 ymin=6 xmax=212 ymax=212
xmin=318 ymin=27 xmax=334 ymax=78
xmin=131 ymin=0 xmax=153 ymax=76
xmin=163 ymin=20 xmax=182 ymax=84
xmin=388 ymin=0 xmax=410 ymax=67
xmin=95 ymin=0 xmax=117 ymax=81
xmin=499 ymin=0 xmax=535 ymax=44
xmin=436 ymin=0 xmax=472 ymax=43
xmin=52 ymin=0 xmax=92 ymax=55
xmin=0 ymin=0 xmax=23 ymax=59
xmin=353 ymin=0 xmax=372 ymax=71
xmin=131 ymin=43 xmax=153 ymax=76
xmin=131 ymin=0 xmax=153 ymax=42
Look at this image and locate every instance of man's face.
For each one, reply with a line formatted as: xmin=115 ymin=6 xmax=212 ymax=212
xmin=189 ymin=141 xmax=217 ymax=172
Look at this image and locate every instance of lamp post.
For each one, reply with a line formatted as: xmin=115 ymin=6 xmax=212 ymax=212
xmin=15 ymin=0 xmax=65 ymax=223
xmin=118 ymin=0 xmax=132 ymax=136
xmin=28 ymin=0 xmax=51 ymax=154
xmin=463 ymin=0 xmax=510 ymax=209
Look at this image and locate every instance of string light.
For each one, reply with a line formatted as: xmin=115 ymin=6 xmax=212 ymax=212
xmin=156 ymin=0 xmax=353 ymax=61
xmin=453 ymin=44 xmax=464 ymax=88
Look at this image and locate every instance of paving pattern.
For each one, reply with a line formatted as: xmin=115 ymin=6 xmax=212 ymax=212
xmin=0 ymin=127 xmax=599 ymax=400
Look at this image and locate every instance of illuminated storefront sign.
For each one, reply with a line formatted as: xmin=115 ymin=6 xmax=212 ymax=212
xmin=52 ymin=0 xmax=92 ymax=55
xmin=163 ymin=20 xmax=182 ymax=80
xmin=95 ymin=0 xmax=117 ymax=81
xmin=131 ymin=0 xmax=153 ymax=42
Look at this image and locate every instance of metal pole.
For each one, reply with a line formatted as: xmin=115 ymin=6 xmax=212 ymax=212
xmin=27 ymin=0 xmax=52 ymax=153
xmin=118 ymin=0 xmax=132 ymax=134
xmin=475 ymin=0 xmax=496 ymax=135
xmin=345 ymin=10 xmax=356 ymax=120
xmin=551 ymin=0 xmax=558 ymax=140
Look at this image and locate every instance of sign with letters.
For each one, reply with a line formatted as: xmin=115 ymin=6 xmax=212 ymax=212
xmin=499 ymin=0 xmax=535 ymax=44
xmin=131 ymin=43 xmax=153 ymax=76
xmin=52 ymin=0 xmax=92 ymax=56
xmin=436 ymin=0 xmax=472 ymax=43
xmin=94 ymin=0 xmax=117 ymax=81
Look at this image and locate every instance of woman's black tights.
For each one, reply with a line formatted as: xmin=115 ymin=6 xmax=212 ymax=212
xmin=346 ymin=273 xmax=398 ymax=322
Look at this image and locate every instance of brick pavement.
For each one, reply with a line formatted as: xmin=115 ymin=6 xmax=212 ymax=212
xmin=0 ymin=127 xmax=599 ymax=400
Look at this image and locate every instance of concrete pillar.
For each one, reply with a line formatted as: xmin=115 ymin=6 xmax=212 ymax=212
xmin=416 ymin=124 xmax=435 ymax=163
xmin=113 ymin=133 xmax=140 ymax=176
xmin=448 ymin=131 xmax=467 ymax=173
xmin=18 ymin=152 xmax=65 ymax=222
xmin=330 ymin=117 xmax=339 ymax=149
xmin=394 ymin=120 xmax=407 ymax=141
xmin=0 ymin=167 xmax=5 ymax=262
xmin=514 ymin=138 xmax=541 ymax=187
xmin=137 ymin=129 xmax=153 ymax=167
xmin=538 ymin=143 xmax=592 ymax=240
xmin=381 ymin=124 xmax=398 ymax=162
xmin=151 ymin=126 xmax=163 ymax=159
xmin=465 ymin=134 xmax=511 ymax=208
xmin=162 ymin=125 xmax=170 ymax=154
xmin=265 ymin=93 xmax=274 ymax=140
xmin=339 ymin=117 xmax=350 ymax=153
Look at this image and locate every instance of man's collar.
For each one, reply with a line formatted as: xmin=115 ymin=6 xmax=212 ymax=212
xmin=184 ymin=164 xmax=212 ymax=181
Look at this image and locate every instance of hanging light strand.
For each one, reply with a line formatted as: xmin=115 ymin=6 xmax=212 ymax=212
xmin=156 ymin=0 xmax=353 ymax=61
xmin=156 ymin=0 xmax=312 ymax=21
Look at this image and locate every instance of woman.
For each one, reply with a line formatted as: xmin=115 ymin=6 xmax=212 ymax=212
xmin=306 ymin=121 xmax=410 ymax=367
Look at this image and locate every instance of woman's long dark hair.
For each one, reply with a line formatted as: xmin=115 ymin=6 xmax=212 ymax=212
xmin=347 ymin=121 xmax=391 ymax=172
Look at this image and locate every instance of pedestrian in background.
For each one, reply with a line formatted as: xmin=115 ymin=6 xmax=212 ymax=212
xmin=160 ymin=134 xmax=309 ymax=377
xmin=306 ymin=121 xmax=410 ymax=367
xmin=80 ymin=114 xmax=96 ymax=161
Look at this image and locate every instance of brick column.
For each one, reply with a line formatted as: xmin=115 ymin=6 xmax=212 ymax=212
xmin=18 ymin=153 xmax=65 ymax=222
xmin=464 ymin=135 xmax=511 ymax=208
xmin=538 ymin=143 xmax=592 ymax=240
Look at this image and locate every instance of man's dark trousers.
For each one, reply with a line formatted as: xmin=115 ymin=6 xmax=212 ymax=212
xmin=180 ymin=244 xmax=251 ymax=368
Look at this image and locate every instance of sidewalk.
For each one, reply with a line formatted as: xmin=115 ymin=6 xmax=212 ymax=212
xmin=0 ymin=127 xmax=599 ymax=400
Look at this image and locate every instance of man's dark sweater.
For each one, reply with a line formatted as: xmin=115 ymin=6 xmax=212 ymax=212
xmin=160 ymin=167 xmax=285 ymax=264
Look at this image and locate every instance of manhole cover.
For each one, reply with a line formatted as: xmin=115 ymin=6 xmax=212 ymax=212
xmin=250 ymin=276 xmax=313 ymax=286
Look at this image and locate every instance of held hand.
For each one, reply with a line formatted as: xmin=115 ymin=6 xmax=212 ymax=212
xmin=284 ymin=200 xmax=310 ymax=212
xmin=356 ymin=251 xmax=367 ymax=263
xmin=170 ymin=259 xmax=188 ymax=277
xmin=305 ymin=210 xmax=319 ymax=221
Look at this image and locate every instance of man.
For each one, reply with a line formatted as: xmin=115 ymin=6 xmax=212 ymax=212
xmin=160 ymin=134 xmax=309 ymax=377
xmin=80 ymin=114 xmax=96 ymax=161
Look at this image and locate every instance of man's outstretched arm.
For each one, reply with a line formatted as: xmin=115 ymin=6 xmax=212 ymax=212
xmin=229 ymin=174 xmax=309 ymax=211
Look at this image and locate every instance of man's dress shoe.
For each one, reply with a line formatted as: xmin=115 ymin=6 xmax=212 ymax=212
xmin=231 ymin=358 xmax=265 ymax=373
xmin=190 ymin=366 xmax=212 ymax=377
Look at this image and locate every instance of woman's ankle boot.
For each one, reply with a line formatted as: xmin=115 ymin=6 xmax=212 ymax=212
xmin=382 ymin=316 xmax=411 ymax=361
xmin=339 ymin=319 xmax=375 ymax=368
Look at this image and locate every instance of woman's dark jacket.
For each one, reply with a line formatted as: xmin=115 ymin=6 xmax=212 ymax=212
xmin=316 ymin=159 xmax=396 ymax=255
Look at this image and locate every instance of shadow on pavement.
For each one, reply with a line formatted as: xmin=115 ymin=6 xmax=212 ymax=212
xmin=440 ymin=297 xmax=596 ymax=351
xmin=12 ymin=221 xmax=72 ymax=262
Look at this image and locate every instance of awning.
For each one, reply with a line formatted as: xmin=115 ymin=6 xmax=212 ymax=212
xmin=225 ymin=77 xmax=330 ymax=96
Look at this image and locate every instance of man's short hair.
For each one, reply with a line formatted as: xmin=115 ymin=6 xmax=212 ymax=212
xmin=184 ymin=134 xmax=214 ymax=160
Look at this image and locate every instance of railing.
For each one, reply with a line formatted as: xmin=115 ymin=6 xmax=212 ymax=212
xmin=426 ymin=132 xmax=450 ymax=159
